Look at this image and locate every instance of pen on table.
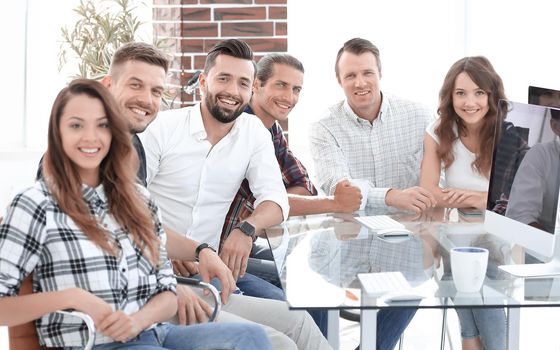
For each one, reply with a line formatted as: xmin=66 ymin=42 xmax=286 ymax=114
xmin=346 ymin=289 xmax=359 ymax=301
xmin=378 ymin=232 xmax=411 ymax=238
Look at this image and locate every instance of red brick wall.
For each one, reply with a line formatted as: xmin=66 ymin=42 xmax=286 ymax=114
xmin=152 ymin=0 xmax=288 ymax=108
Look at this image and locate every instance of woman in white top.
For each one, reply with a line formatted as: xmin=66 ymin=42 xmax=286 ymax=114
xmin=420 ymin=57 xmax=506 ymax=350
xmin=420 ymin=56 xmax=506 ymax=211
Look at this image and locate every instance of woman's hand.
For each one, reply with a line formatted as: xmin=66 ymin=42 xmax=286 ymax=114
xmin=97 ymin=310 xmax=142 ymax=342
xmin=66 ymin=288 xmax=113 ymax=327
xmin=441 ymin=188 xmax=487 ymax=210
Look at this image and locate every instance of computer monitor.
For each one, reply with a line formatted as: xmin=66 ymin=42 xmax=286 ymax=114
xmin=485 ymin=100 xmax=560 ymax=277
xmin=528 ymin=86 xmax=560 ymax=109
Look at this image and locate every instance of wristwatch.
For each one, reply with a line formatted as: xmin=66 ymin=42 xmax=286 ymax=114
xmin=195 ymin=243 xmax=216 ymax=262
xmin=234 ymin=221 xmax=256 ymax=238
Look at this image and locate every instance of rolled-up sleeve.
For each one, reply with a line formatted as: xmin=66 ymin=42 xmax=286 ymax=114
xmin=0 ymin=189 xmax=45 ymax=297
xmin=246 ymin=124 xmax=289 ymax=221
xmin=144 ymin=193 xmax=177 ymax=295
xmin=309 ymin=120 xmax=351 ymax=196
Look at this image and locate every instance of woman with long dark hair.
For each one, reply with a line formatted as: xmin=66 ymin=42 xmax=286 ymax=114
xmin=421 ymin=56 xmax=505 ymax=210
xmin=420 ymin=57 xmax=506 ymax=350
xmin=0 ymin=79 xmax=270 ymax=349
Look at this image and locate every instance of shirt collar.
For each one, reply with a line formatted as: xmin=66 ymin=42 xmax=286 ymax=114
xmin=189 ymin=103 xmax=208 ymax=140
xmin=343 ymin=91 xmax=386 ymax=125
xmin=82 ymin=183 xmax=106 ymax=206
xmin=189 ymin=102 xmax=242 ymax=140
xmin=245 ymin=104 xmax=277 ymax=136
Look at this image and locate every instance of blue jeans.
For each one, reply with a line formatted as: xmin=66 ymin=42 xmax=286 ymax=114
xmin=354 ymin=309 xmax=417 ymax=350
xmin=375 ymin=309 xmax=417 ymax=350
xmin=457 ymin=308 xmax=506 ymax=350
xmin=235 ymin=272 xmax=286 ymax=301
xmin=87 ymin=323 xmax=271 ymax=350
xmin=246 ymin=258 xmax=282 ymax=288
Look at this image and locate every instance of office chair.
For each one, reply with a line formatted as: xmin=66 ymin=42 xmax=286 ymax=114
xmin=8 ymin=275 xmax=221 ymax=350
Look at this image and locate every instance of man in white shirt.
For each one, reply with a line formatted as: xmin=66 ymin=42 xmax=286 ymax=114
xmin=309 ymin=37 xmax=437 ymax=350
xmin=140 ymin=39 xmax=289 ymax=299
xmin=29 ymin=41 xmax=329 ymax=349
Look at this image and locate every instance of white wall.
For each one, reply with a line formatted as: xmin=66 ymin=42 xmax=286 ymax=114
xmin=287 ymin=0 xmax=560 ymax=178
xmin=2 ymin=0 xmax=560 ymax=209
xmin=0 ymin=1 xmax=153 ymax=210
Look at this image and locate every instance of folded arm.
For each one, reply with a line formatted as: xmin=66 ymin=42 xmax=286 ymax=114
xmin=420 ymin=132 xmax=485 ymax=209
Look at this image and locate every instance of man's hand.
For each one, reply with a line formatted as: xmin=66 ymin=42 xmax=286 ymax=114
xmin=333 ymin=180 xmax=362 ymax=213
xmin=98 ymin=310 xmax=142 ymax=342
xmin=385 ymin=186 xmax=437 ymax=213
xmin=219 ymin=229 xmax=253 ymax=281
xmin=172 ymin=260 xmax=199 ymax=277
xmin=175 ymin=284 xmax=213 ymax=325
xmin=198 ymin=246 xmax=236 ymax=304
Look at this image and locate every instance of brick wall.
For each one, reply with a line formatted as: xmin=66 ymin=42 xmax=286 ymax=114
xmin=152 ymin=0 xmax=288 ymax=110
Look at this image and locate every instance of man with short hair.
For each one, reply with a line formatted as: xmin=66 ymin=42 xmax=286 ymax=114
xmin=221 ymin=53 xmax=361 ymax=245
xmin=33 ymin=41 xmax=328 ymax=349
xmin=220 ymin=53 xmax=362 ymax=338
xmin=310 ymin=37 xmax=436 ymax=350
xmin=311 ymin=38 xmax=437 ymax=213
xmin=139 ymin=39 xmax=329 ymax=349
xmin=140 ymin=39 xmax=288 ymax=287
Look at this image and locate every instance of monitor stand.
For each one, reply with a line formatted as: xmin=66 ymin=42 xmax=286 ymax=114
xmin=499 ymin=259 xmax=560 ymax=278
xmin=499 ymin=233 xmax=560 ymax=278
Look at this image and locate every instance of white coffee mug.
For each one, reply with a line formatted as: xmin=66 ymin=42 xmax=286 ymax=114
xmin=349 ymin=179 xmax=370 ymax=210
xmin=450 ymin=247 xmax=489 ymax=293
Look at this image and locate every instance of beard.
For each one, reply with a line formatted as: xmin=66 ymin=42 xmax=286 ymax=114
xmin=204 ymin=91 xmax=247 ymax=124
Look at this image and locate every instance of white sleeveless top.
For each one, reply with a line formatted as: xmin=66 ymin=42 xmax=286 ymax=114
xmin=426 ymin=119 xmax=489 ymax=191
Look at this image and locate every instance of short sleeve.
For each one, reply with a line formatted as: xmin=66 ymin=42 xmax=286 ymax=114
xmin=426 ymin=118 xmax=441 ymax=145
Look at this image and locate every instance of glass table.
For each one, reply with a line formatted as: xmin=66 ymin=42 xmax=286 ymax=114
xmin=264 ymin=207 xmax=560 ymax=350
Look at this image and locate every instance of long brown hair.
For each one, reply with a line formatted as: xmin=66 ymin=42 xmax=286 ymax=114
xmin=436 ymin=56 xmax=506 ymax=176
xmin=43 ymin=79 xmax=160 ymax=264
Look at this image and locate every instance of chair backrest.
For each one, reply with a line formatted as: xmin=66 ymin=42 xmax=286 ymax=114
xmin=8 ymin=276 xmax=42 ymax=350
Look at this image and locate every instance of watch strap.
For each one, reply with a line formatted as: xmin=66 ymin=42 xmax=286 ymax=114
xmin=195 ymin=243 xmax=216 ymax=262
xmin=235 ymin=221 xmax=256 ymax=238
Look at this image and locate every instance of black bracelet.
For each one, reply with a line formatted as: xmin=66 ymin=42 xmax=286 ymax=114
xmin=195 ymin=243 xmax=216 ymax=262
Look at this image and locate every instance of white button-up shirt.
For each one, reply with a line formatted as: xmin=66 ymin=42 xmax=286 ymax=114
xmin=309 ymin=93 xmax=434 ymax=208
xmin=140 ymin=103 xmax=289 ymax=249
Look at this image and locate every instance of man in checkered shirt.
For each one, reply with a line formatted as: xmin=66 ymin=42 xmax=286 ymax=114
xmin=310 ymin=38 xmax=437 ymax=214
xmin=221 ymin=53 xmax=362 ymax=245
xmin=219 ymin=53 xmax=362 ymax=338
xmin=309 ymin=38 xmax=437 ymax=350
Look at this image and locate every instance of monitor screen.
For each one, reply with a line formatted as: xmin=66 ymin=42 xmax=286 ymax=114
xmin=528 ymin=86 xmax=560 ymax=109
xmin=485 ymin=100 xmax=560 ymax=260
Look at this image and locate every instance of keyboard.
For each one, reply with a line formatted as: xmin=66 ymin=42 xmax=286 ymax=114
xmin=355 ymin=215 xmax=405 ymax=231
xmin=357 ymin=271 xmax=412 ymax=297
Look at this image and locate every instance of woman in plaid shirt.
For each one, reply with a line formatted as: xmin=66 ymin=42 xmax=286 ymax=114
xmin=0 ymin=79 xmax=271 ymax=349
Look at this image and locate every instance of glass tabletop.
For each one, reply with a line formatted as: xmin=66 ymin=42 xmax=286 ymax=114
xmin=264 ymin=207 xmax=560 ymax=310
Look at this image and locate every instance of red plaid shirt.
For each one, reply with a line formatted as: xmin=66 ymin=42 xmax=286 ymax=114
xmin=219 ymin=107 xmax=317 ymax=250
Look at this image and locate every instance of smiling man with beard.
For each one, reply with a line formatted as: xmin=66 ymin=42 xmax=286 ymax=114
xmin=140 ymin=39 xmax=290 ymax=298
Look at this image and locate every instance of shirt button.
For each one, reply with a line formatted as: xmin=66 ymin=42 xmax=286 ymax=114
xmin=121 ymin=268 xmax=126 ymax=273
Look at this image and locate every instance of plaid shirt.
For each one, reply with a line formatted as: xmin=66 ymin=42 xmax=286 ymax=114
xmin=310 ymin=93 xmax=434 ymax=208
xmin=0 ymin=180 xmax=176 ymax=348
xmin=220 ymin=106 xmax=317 ymax=248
